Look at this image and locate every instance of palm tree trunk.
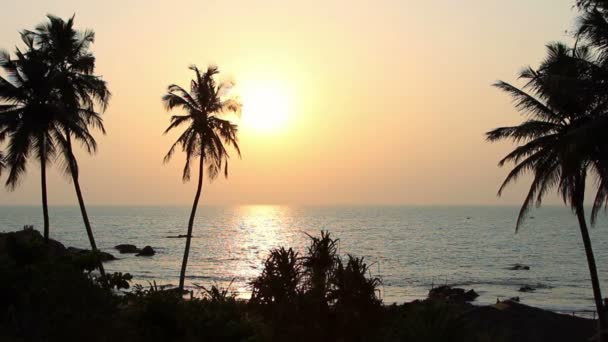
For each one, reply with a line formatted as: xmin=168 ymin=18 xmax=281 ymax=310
xmin=575 ymin=203 xmax=606 ymax=341
xmin=65 ymin=132 xmax=106 ymax=277
xmin=178 ymin=155 xmax=204 ymax=292
xmin=40 ymin=139 xmax=50 ymax=243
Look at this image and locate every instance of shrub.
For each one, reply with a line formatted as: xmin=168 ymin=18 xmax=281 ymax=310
xmin=250 ymin=247 xmax=301 ymax=308
xmin=120 ymin=283 xmax=261 ymax=342
xmin=249 ymin=231 xmax=383 ymax=341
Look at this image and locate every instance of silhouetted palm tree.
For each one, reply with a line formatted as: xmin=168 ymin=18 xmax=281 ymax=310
xmin=578 ymin=2 xmax=608 ymax=62
xmin=0 ymin=151 xmax=5 ymax=175
xmin=162 ymin=65 xmax=241 ymax=291
xmin=578 ymin=0 xmax=608 ymax=11
xmin=576 ymin=0 xmax=608 ymax=238
xmin=0 ymin=42 xmax=60 ymax=242
xmin=487 ymin=43 xmax=608 ymax=339
xmin=24 ymin=15 xmax=110 ymax=275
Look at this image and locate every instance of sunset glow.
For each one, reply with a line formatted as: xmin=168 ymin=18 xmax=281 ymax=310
xmin=0 ymin=0 xmax=578 ymax=206
xmin=3 ymin=2 xmax=608 ymax=339
xmin=240 ymin=81 xmax=292 ymax=133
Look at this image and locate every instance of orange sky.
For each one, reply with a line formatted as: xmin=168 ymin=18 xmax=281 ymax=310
xmin=0 ymin=0 xmax=581 ymax=205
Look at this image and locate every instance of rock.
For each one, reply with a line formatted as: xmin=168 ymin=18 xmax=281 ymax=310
xmin=99 ymin=251 xmax=117 ymax=261
xmin=519 ymin=285 xmax=536 ymax=293
xmin=464 ymin=289 xmax=480 ymax=301
xmin=428 ymin=285 xmax=478 ymax=303
xmin=467 ymin=300 xmax=595 ymax=342
xmin=67 ymin=247 xmax=116 ymax=262
xmin=166 ymin=234 xmax=190 ymax=238
xmin=0 ymin=227 xmax=68 ymax=263
xmin=508 ymin=264 xmax=530 ymax=271
xmin=114 ymin=244 xmax=140 ymax=254
xmin=136 ymin=245 xmax=155 ymax=256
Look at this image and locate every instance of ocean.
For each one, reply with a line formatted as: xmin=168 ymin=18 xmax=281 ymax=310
xmin=1 ymin=205 xmax=607 ymax=314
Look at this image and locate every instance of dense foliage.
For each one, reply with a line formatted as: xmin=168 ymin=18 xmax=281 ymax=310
xmin=249 ymin=232 xmax=382 ymax=341
xmin=0 ymin=229 xmax=517 ymax=342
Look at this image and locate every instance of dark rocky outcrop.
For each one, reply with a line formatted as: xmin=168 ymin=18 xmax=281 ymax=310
xmin=0 ymin=228 xmax=116 ymax=263
xmin=428 ymin=285 xmax=479 ymax=303
xmin=509 ymin=264 xmax=530 ymax=270
xmin=519 ymin=285 xmax=536 ymax=293
xmin=464 ymin=289 xmax=479 ymax=301
xmin=114 ymin=244 xmax=140 ymax=254
xmin=465 ymin=300 xmax=595 ymax=342
xmin=166 ymin=234 xmax=190 ymax=238
xmin=67 ymin=247 xmax=116 ymax=262
xmin=0 ymin=228 xmax=68 ymax=262
xmin=136 ymin=245 xmax=155 ymax=256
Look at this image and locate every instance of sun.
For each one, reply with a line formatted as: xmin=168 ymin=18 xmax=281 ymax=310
xmin=240 ymin=81 xmax=291 ymax=133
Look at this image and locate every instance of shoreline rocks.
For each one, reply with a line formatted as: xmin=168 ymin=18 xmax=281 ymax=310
xmin=428 ymin=285 xmax=479 ymax=303
xmin=466 ymin=300 xmax=594 ymax=342
xmin=136 ymin=245 xmax=155 ymax=256
xmin=114 ymin=244 xmax=140 ymax=254
xmin=67 ymin=246 xmax=116 ymax=262
xmin=509 ymin=264 xmax=530 ymax=271
xmin=0 ymin=228 xmax=116 ymax=262
xmin=114 ymin=244 xmax=156 ymax=256
xmin=519 ymin=285 xmax=536 ymax=293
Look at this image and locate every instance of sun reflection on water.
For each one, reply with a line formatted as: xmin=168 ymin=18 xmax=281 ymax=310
xmin=226 ymin=205 xmax=296 ymax=297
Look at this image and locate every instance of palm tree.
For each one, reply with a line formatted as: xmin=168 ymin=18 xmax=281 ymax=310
xmin=487 ymin=43 xmax=608 ymax=340
xmin=162 ymin=65 xmax=241 ymax=291
xmin=0 ymin=151 xmax=5 ymax=175
xmin=0 ymin=42 xmax=61 ymax=243
xmin=578 ymin=0 xmax=608 ymax=11
xmin=578 ymin=2 xmax=608 ymax=62
xmin=577 ymin=0 xmax=608 ymax=237
xmin=24 ymin=15 xmax=110 ymax=275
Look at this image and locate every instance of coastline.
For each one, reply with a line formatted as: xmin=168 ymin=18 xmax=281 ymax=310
xmin=0 ymin=227 xmax=599 ymax=341
xmin=2 ymin=204 xmax=607 ymax=315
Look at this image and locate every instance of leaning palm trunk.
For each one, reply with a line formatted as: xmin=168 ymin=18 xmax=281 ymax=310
xmin=178 ymin=154 xmax=204 ymax=291
xmin=575 ymin=203 xmax=606 ymax=340
xmin=65 ymin=131 xmax=106 ymax=277
xmin=39 ymin=137 xmax=50 ymax=243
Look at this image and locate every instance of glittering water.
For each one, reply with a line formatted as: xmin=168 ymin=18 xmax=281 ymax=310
xmin=1 ymin=205 xmax=607 ymax=313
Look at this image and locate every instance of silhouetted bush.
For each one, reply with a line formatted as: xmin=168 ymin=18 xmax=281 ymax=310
xmin=0 ymin=235 xmax=118 ymax=341
xmin=249 ymin=231 xmax=383 ymax=341
xmin=250 ymin=247 xmax=301 ymax=308
xmin=0 ymin=230 xmax=262 ymax=342
xmin=331 ymin=255 xmax=382 ymax=340
xmin=118 ymin=282 xmax=261 ymax=342
xmin=381 ymin=300 xmax=469 ymax=342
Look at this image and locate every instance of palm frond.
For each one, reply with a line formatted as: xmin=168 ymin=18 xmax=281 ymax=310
xmin=489 ymin=40 xmax=608 ymax=230
xmin=493 ymin=81 xmax=564 ymax=124
xmin=514 ymin=158 xmax=560 ymax=231
xmin=0 ymin=151 xmax=5 ymax=176
xmin=161 ymin=65 xmax=241 ymax=182
xmin=486 ymin=121 xmax=561 ymax=144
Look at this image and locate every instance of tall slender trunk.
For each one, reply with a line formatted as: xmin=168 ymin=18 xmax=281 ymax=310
xmin=40 ymin=138 xmax=50 ymax=243
xmin=178 ymin=154 xmax=204 ymax=291
xmin=65 ymin=132 xmax=106 ymax=277
xmin=575 ymin=203 xmax=606 ymax=341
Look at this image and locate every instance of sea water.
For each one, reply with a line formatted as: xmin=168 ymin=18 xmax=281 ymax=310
xmin=1 ymin=205 xmax=607 ymax=314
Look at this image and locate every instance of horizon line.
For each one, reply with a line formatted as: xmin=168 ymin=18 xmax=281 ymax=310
xmin=0 ymin=203 xmax=568 ymax=208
